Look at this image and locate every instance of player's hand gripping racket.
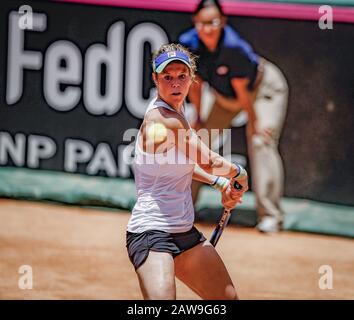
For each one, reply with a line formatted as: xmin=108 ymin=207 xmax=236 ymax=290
xmin=210 ymin=181 xmax=242 ymax=247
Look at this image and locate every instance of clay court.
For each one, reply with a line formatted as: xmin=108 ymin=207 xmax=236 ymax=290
xmin=0 ymin=199 xmax=353 ymax=300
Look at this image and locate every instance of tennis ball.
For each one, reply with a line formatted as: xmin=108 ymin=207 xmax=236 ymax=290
xmin=147 ymin=122 xmax=168 ymax=144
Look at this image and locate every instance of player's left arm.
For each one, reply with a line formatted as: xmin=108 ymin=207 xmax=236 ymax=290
xmin=193 ymin=164 xmax=222 ymax=185
xmin=193 ymin=164 xmax=245 ymax=208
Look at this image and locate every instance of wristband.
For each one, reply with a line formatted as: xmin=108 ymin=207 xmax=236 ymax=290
xmin=233 ymin=164 xmax=247 ymax=180
xmin=211 ymin=176 xmax=229 ymax=192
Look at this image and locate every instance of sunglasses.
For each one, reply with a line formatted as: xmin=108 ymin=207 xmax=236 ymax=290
xmin=195 ymin=18 xmax=222 ymax=30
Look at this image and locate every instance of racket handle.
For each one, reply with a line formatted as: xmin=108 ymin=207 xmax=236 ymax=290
xmin=210 ymin=209 xmax=231 ymax=247
xmin=211 ymin=176 xmax=243 ymax=247
xmin=233 ymin=180 xmax=242 ymax=190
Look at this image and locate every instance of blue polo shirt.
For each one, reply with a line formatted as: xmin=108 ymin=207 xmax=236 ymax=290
xmin=179 ymin=25 xmax=259 ymax=98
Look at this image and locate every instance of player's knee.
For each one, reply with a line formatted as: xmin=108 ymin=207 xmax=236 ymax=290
xmin=151 ymin=286 xmax=175 ymax=300
xmin=145 ymin=281 xmax=176 ymax=300
xmin=224 ymin=284 xmax=238 ymax=300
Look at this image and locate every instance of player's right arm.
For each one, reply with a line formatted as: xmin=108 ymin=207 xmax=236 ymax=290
xmin=143 ymin=107 xmax=247 ymax=190
xmin=157 ymin=109 xmax=239 ymax=179
xmin=193 ymin=164 xmax=244 ymax=210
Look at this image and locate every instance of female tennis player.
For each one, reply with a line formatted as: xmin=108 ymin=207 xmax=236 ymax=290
xmin=126 ymin=43 xmax=248 ymax=300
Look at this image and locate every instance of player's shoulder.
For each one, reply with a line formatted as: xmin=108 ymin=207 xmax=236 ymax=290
xmin=179 ymin=28 xmax=200 ymax=51
xmin=145 ymin=107 xmax=187 ymax=131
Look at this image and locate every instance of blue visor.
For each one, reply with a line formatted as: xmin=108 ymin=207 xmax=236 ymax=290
xmin=153 ymin=50 xmax=191 ymax=73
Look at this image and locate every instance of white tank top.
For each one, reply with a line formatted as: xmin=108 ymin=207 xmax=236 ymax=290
xmin=127 ymin=98 xmax=195 ymax=233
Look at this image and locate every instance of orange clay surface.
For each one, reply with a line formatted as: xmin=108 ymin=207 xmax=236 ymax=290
xmin=0 ymin=199 xmax=353 ymax=300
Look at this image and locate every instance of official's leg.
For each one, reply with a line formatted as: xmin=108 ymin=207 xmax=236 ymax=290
xmin=250 ymin=61 xmax=288 ymax=229
xmin=248 ymin=132 xmax=284 ymax=222
xmin=174 ymin=241 xmax=238 ymax=300
xmin=136 ymin=251 xmax=176 ymax=300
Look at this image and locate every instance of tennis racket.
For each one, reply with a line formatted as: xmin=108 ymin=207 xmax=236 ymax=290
xmin=210 ymin=181 xmax=242 ymax=247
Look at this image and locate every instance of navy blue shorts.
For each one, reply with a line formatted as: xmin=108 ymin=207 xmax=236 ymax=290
xmin=126 ymin=226 xmax=206 ymax=270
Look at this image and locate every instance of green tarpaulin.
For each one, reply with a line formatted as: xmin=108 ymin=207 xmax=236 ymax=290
xmin=1 ymin=167 xmax=353 ymax=238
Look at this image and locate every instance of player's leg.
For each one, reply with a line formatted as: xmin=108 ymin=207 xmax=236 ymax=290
xmin=174 ymin=241 xmax=238 ymax=300
xmin=136 ymin=251 xmax=176 ymax=300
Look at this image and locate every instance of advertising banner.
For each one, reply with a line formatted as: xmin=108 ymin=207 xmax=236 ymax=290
xmin=1 ymin=0 xmax=353 ymax=205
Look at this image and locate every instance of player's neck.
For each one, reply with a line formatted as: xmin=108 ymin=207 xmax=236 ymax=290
xmin=158 ymin=95 xmax=184 ymax=114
